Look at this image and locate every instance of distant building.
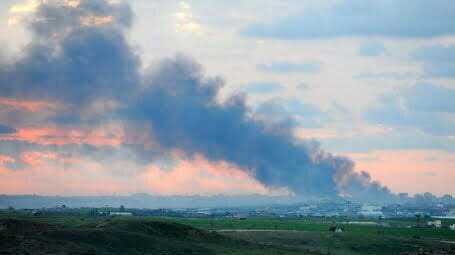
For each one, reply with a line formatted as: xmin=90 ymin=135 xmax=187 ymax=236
xmin=32 ymin=210 xmax=42 ymax=216
xmin=329 ymin=225 xmax=344 ymax=233
xmin=358 ymin=205 xmax=383 ymax=218
xmin=342 ymin=221 xmax=379 ymax=226
xmin=427 ymin=220 xmax=442 ymax=228
xmin=335 ymin=227 xmax=343 ymax=233
xmin=449 ymin=224 xmax=455 ymax=231
xmin=109 ymin=212 xmax=133 ymax=216
xmin=228 ymin=215 xmax=248 ymax=220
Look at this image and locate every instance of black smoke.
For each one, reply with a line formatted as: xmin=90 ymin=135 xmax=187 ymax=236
xmin=0 ymin=124 xmax=16 ymax=134
xmin=0 ymin=0 xmax=139 ymax=106
xmin=0 ymin=0 xmax=394 ymax=202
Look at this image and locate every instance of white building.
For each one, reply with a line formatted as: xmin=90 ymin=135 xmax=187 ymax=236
xmin=358 ymin=205 xmax=383 ymax=218
xmin=427 ymin=220 xmax=442 ymax=228
xmin=109 ymin=212 xmax=133 ymax=216
xmin=449 ymin=224 xmax=455 ymax=231
xmin=335 ymin=227 xmax=343 ymax=233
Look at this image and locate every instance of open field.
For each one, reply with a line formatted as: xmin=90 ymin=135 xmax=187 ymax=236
xmin=0 ymin=213 xmax=454 ymax=255
xmin=167 ymin=217 xmax=455 ymax=243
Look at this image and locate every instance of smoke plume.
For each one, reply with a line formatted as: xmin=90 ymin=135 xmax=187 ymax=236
xmin=0 ymin=0 xmax=394 ymax=201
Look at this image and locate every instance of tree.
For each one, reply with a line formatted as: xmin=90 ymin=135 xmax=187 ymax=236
xmin=415 ymin=214 xmax=421 ymax=224
xmin=120 ymin=205 xmax=125 ymax=212
xmin=89 ymin=209 xmax=98 ymax=216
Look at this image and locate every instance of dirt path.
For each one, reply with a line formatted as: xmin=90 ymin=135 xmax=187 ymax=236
xmin=215 ymin=229 xmax=301 ymax=232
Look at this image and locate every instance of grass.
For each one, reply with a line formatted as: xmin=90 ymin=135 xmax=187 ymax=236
xmin=1 ymin=213 xmax=454 ymax=254
xmin=0 ymin=216 xmax=321 ymax=255
xmin=220 ymin=231 xmax=452 ymax=255
xmin=158 ymin=217 xmax=455 ymax=242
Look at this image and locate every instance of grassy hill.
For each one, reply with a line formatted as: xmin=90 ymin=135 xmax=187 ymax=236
xmin=1 ymin=215 xmax=454 ymax=254
xmin=0 ymin=218 xmax=320 ymax=255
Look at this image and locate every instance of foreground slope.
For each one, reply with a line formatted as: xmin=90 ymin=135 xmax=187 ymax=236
xmin=0 ymin=218 xmax=320 ymax=255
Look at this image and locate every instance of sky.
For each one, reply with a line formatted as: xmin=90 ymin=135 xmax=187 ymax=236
xmin=0 ymin=0 xmax=454 ymax=197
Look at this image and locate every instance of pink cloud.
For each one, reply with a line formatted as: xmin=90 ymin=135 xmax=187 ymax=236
xmin=0 ymin=98 xmax=57 ymax=112
xmin=20 ymin=151 xmax=57 ymax=165
xmin=0 ymin=152 xmax=287 ymax=196
xmin=348 ymin=150 xmax=455 ymax=196
xmin=0 ymin=127 xmax=123 ymax=147
xmin=0 ymin=155 xmax=15 ymax=166
xmin=295 ymin=125 xmax=390 ymax=140
xmin=141 ymin=155 xmax=285 ymax=196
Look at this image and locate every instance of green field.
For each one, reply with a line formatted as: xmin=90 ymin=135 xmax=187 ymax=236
xmin=166 ymin=217 xmax=455 ymax=241
xmin=1 ymin=213 xmax=454 ymax=255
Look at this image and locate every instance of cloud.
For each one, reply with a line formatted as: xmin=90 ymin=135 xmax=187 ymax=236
xmin=141 ymin=155 xmax=285 ymax=196
xmin=422 ymin=171 xmax=438 ymax=177
xmin=412 ymin=44 xmax=455 ymax=78
xmin=0 ymin=127 xmax=123 ymax=147
xmin=0 ymin=0 xmax=394 ymax=201
xmin=355 ymin=72 xmax=420 ymax=80
xmin=365 ymin=83 xmax=455 ymax=136
xmin=242 ymin=0 xmax=455 ymax=39
xmin=257 ymin=61 xmax=322 ymax=74
xmin=0 ymin=98 xmax=56 ymax=112
xmin=9 ymin=0 xmax=40 ymax=14
xmin=321 ymin=131 xmax=455 ymax=153
xmin=173 ymin=1 xmax=205 ymax=35
xmin=20 ymin=151 xmax=57 ymax=166
xmin=296 ymin=80 xmax=311 ymax=90
xmin=358 ymin=41 xmax=385 ymax=57
xmin=242 ymin=82 xmax=285 ymax=94
xmin=30 ymin=0 xmax=133 ymax=36
xmin=404 ymin=83 xmax=455 ymax=113
xmin=255 ymin=98 xmax=331 ymax=129
xmin=0 ymin=138 xmax=152 ymax=174
xmin=0 ymin=124 xmax=16 ymax=134
xmin=346 ymin=150 xmax=455 ymax=196
xmin=286 ymin=99 xmax=329 ymax=118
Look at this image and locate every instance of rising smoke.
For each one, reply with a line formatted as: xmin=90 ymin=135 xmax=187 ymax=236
xmin=0 ymin=0 xmax=394 ymax=202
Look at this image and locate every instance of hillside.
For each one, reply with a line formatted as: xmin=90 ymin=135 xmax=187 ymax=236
xmin=0 ymin=218 xmax=319 ymax=255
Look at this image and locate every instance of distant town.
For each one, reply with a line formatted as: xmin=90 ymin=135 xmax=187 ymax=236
xmin=2 ymin=194 xmax=455 ymax=254
xmin=2 ymin=193 xmax=455 ymax=224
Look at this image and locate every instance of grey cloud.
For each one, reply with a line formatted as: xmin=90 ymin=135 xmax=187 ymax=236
xmin=256 ymin=98 xmax=331 ymax=128
xmin=296 ymin=81 xmax=311 ymax=90
xmin=365 ymin=83 xmax=455 ymax=136
xmin=0 ymin=124 xmax=16 ymax=134
xmin=242 ymin=0 xmax=455 ymax=39
xmin=404 ymin=83 xmax=455 ymax=113
xmin=321 ymin=131 xmax=455 ymax=153
xmin=31 ymin=0 xmax=133 ymax=37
